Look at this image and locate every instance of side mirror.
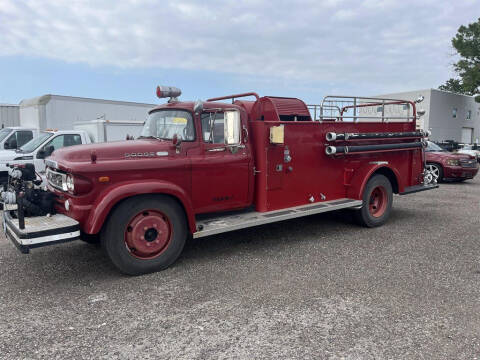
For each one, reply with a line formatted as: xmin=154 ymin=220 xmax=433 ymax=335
xmin=44 ymin=145 xmax=55 ymax=157
xmin=37 ymin=150 xmax=46 ymax=159
xmin=224 ymin=110 xmax=241 ymax=145
xmin=417 ymin=109 xmax=426 ymax=116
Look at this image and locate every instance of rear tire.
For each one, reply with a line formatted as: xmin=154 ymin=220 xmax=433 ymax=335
xmin=101 ymin=195 xmax=187 ymax=275
xmin=355 ymin=174 xmax=393 ymax=228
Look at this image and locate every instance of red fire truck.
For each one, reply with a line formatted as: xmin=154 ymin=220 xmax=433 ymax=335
xmin=3 ymin=87 xmax=437 ymax=275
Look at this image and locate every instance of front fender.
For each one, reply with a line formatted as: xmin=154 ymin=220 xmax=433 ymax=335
xmin=85 ymin=180 xmax=196 ymax=234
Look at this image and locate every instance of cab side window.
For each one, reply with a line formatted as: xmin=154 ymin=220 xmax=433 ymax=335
xmin=3 ymin=131 xmax=33 ymax=149
xmin=16 ymin=131 xmax=33 ymax=147
xmin=201 ymin=112 xmax=225 ymax=144
xmin=4 ymin=133 xmax=18 ymax=149
xmin=63 ymin=134 xmax=82 ymax=146
xmin=41 ymin=134 xmax=82 ymax=156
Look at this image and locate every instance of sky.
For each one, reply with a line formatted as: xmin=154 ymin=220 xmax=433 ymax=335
xmin=0 ymin=0 xmax=479 ymax=105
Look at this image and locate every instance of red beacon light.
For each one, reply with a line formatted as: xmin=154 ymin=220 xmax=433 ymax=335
xmin=156 ymin=85 xmax=182 ymax=103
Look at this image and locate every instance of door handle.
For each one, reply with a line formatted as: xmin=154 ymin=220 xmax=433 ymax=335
xmin=207 ymin=147 xmax=226 ymax=152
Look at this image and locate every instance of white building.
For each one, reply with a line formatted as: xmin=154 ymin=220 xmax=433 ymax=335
xmin=19 ymin=94 xmax=157 ymax=131
xmin=378 ymin=89 xmax=480 ymax=144
xmin=0 ymin=104 xmax=20 ymax=128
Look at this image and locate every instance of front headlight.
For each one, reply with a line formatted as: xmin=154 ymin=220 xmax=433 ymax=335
xmin=66 ymin=174 xmax=74 ymax=192
xmin=446 ymin=159 xmax=459 ymax=166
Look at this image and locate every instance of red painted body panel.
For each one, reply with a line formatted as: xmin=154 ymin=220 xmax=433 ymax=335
xmin=250 ymin=120 xmax=420 ymax=212
xmin=47 ymin=92 xmax=425 ymax=235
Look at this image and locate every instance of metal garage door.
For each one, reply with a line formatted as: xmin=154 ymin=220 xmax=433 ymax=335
xmin=461 ymin=127 xmax=473 ymax=144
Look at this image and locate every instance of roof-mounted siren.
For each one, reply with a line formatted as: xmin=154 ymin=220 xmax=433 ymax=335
xmin=156 ymin=86 xmax=182 ymax=103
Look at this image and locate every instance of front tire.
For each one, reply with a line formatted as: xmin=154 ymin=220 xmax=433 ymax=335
xmin=426 ymin=163 xmax=443 ymax=183
xmin=355 ymin=174 xmax=393 ymax=228
xmin=101 ymin=195 xmax=187 ymax=275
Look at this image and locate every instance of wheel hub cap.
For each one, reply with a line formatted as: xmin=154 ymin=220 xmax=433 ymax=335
xmin=369 ymin=186 xmax=387 ymax=218
xmin=427 ymin=165 xmax=439 ymax=180
xmin=125 ymin=210 xmax=171 ymax=259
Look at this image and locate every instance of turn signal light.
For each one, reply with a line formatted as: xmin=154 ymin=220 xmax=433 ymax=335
xmin=98 ymin=176 xmax=110 ymax=183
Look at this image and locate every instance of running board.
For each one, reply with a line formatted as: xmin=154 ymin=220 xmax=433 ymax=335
xmin=399 ymin=183 xmax=438 ymax=195
xmin=193 ymin=198 xmax=362 ymax=238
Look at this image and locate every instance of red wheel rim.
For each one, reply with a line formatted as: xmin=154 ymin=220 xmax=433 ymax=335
xmin=124 ymin=209 xmax=172 ymax=259
xmin=369 ymin=186 xmax=387 ymax=218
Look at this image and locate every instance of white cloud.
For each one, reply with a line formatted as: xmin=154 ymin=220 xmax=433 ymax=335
xmin=0 ymin=0 xmax=479 ymax=94
xmin=334 ymin=9 xmax=356 ymax=20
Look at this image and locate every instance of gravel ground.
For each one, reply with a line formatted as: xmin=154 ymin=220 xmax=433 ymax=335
xmin=0 ymin=177 xmax=479 ymax=359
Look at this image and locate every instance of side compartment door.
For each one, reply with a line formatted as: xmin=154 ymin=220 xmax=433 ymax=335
xmin=191 ymin=110 xmax=251 ymax=213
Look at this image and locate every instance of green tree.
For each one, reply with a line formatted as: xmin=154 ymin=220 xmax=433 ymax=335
xmin=439 ymin=18 xmax=480 ymax=101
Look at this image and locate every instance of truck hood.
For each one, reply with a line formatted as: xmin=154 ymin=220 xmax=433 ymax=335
xmin=49 ymin=139 xmax=174 ymax=168
xmin=457 ymin=149 xmax=479 ymax=157
xmin=0 ymin=150 xmax=21 ymax=162
xmin=427 ymin=151 xmax=474 ymax=160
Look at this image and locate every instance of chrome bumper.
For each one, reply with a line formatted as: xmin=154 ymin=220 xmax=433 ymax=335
xmin=3 ymin=210 xmax=80 ymax=254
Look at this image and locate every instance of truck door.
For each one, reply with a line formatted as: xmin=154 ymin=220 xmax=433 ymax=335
xmin=191 ymin=109 xmax=251 ymax=213
xmin=3 ymin=130 xmax=33 ymax=150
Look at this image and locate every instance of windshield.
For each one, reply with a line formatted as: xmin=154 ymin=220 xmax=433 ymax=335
xmin=426 ymin=141 xmax=445 ymax=152
xmin=19 ymin=132 xmax=53 ymax=153
xmin=0 ymin=128 xmax=12 ymax=142
xmin=141 ymin=109 xmax=195 ymax=141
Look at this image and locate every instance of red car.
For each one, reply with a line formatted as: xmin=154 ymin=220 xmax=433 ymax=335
xmin=425 ymin=141 xmax=479 ymax=182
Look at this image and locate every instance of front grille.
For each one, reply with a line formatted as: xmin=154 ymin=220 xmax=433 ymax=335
xmin=459 ymin=159 xmax=477 ymax=168
xmin=46 ymin=168 xmax=66 ymax=191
